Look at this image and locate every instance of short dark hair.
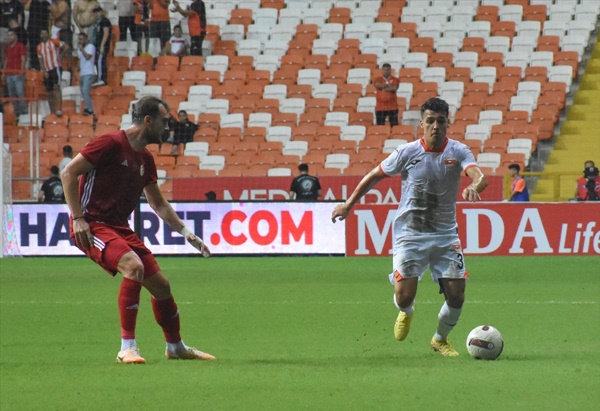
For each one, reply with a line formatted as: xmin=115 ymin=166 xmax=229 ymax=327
xmin=585 ymin=160 xmax=595 ymax=167
xmin=421 ymin=97 xmax=449 ymax=118
xmin=298 ymin=163 xmax=309 ymax=173
xmin=508 ymin=164 xmax=521 ymax=172
xmin=50 ymin=166 xmax=59 ymax=175
xmin=132 ymin=96 xmax=169 ymax=124
xmin=178 ymin=110 xmax=187 ymax=116
xmin=78 ymin=32 xmax=88 ymax=39
xmin=381 ymin=63 xmax=391 ymax=69
xmin=63 ymin=145 xmax=73 ymax=155
xmin=7 ymin=28 xmax=15 ymax=35
xmin=173 ymin=25 xmax=181 ymax=31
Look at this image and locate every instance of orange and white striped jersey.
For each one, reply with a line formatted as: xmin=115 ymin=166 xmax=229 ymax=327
xmin=37 ymin=39 xmax=63 ymax=72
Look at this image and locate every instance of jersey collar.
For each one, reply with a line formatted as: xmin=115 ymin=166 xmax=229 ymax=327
xmin=420 ymin=137 xmax=448 ymax=152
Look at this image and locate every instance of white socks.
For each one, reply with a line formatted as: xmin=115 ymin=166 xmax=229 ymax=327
xmin=393 ymin=293 xmax=414 ymax=315
xmin=434 ymin=302 xmax=462 ymax=341
xmin=120 ymin=338 xmax=137 ymax=351
xmin=167 ymin=340 xmax=187 ymax=354
xmin=121 ymin=339 xmax=188 ymax=353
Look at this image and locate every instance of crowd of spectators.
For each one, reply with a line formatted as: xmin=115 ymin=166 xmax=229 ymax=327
xmin=1 ymin=1 xmax=206 ymax=119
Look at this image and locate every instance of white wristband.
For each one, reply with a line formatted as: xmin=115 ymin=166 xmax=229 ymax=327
xmin=178 ymin=226 xmax=204 ymax=245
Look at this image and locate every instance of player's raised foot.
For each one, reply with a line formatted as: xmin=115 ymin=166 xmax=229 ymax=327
xmin=394 ymin=311 xmax=413 ymax=341
xmin=165 ymin=346 xmax=216 ymax=361
xmin=116 ymin=346 xmax=146 ymax=364
xmin=430 ymin=338 xmax=459 ymax=357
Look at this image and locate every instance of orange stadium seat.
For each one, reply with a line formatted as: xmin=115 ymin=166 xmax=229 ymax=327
xmin=288 ymin=84 xmax=313 ymax=100
xmin=294 ymin=113 xmax=315 ymax=129
xmin=291 ymin=124 xmax=318 ymax=142
xmin=462 ymin=37 xmax=485 ymax=54
xmin=246 ymin=70 xmax=271 ymax=88
xmin=429 ymin=52 xmax=453 ymax=70
xmin=393 ymin=22 xmax=417 ymax=39
xmin=229 ymin=55 xmax=253 ymax=72
xmin=329 ymin=8 xmax=351 ymax=25
xmin=243 ymin=127 xmax=267 ymax=143
xmin=303 ymin=54 xmax=328 ymax=72
xmin=287 ymin=39 xmax=312 ymax=57
xmin=337 ymin=39 xmax=360 ymax=56
xmin=196 ymin=71 xmax=221 ymax=88
xmin=476 ymin=6 xmax=499 ymax=23
xmin=130 ymin=55 xmax=154 ymax=73
xmin=377 ymin=7 xmax=401 ymax=24
xmin=180 ymin=55 xmax=203 ymax=71
xmin=491 ymin=21 xmax=516 ymax=41
xmin=523 ymin=4 xmax=547 ymax=25
xmin=238 ymin=84 xmax=264 ymax=101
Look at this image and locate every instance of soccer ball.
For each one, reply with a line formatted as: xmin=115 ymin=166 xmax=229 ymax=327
xmin=466 ymin=325 xmax=504 ymax=360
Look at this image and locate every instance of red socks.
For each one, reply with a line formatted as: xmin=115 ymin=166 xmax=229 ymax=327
xmin=118 ymin=278 xmax=142 ymax=339
xmin=151 ymin=295 xmax=181 ymax=343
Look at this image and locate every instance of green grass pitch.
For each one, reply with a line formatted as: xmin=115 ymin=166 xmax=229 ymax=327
xmin=1 ymin=256 xmax=599 ymax=411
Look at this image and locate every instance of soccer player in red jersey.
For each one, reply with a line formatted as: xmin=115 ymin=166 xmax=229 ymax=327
xmin=61 ymin=96 xmax=215 ymax=364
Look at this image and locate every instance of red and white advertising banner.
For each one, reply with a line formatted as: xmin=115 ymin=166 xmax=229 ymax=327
xmin=173 ymin=175 xmax=504 ymax=202
xmin=345 ymin=203 xmax=600 ymax=256
xmin=11 ymin=203 xmax=345 ymax=256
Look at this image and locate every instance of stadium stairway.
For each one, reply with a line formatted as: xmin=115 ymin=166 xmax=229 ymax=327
xmin=531 ymin=36 xmax=600 ymax=202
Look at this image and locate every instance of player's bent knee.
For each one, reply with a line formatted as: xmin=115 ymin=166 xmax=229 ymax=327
xmin=118 ymin=253 xmax=145 ymax=282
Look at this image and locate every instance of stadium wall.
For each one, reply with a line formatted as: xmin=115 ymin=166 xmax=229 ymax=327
xmin=173 ymin=175 xmax=504 ymax=202
xmin=9 ymin=202 xmax=600 ymax=257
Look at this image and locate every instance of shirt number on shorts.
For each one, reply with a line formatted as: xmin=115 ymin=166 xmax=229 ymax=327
xmin=456 ymin=253 xmax=464 ymax=269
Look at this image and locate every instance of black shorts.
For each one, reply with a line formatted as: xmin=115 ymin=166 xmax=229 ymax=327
xmin=136 ymin=24 xmax=149 ymax=37
xmin=150 ymin=21 xmax=171 ymax=45
xmin=44 ymin=68 xmax=61 ymax=92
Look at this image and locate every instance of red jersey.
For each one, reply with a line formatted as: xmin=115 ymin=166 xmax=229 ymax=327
xmin=374 ymin=75 xmax=400 ymax=111
xmin=78 ymin=131 xmax=158 ymax=227
xmin=5 ymin=41 xmax=27 ymax=72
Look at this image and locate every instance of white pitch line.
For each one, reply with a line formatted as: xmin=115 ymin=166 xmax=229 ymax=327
xmin=0 ymin=300 xmax=597 ymax=305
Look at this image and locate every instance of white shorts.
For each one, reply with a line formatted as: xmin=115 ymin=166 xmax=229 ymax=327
xmin=391 ymin=234 xmax=467 ymax=283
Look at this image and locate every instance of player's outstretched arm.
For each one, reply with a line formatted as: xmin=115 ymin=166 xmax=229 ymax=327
xmin=144 ymin=183 xmax=211 ymax=257
xmin=332 ymin=166 xmax=387 ymax=223
xmin=463 ymin=166 xmax=488 ymax=202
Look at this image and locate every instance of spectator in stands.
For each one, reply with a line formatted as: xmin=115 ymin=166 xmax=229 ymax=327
xmin=168 ymin=110 xmax=198 ymax=152
xmin=149 ymin=0 xmax=171 ymax=50
xmin=49 ymin=0 xmax=72 ymax=48
xmin=373 ymin=63 xmax=400 ymax=126
xmin=77 ymin=32 xmax=95 ymax=116
xmin=91 ymin=6 xmax=111 ymax=87
xmin=37 ymin=28 xmax=68 ymax=117
xmin=39 ymin=165 xmax=65 ymax=203
xmin=73 ymin=0 xmax=99 ymax=36
xmin=25 ymin=0 xmax=50 ymax=70
xmin=118 ymin=0 xmax=135 ymax=42
xmin=59 ymin=144 xmax=73 ymax=173
xmin=3 ymin=28 xmax=28 ymax=117
xmin=575 ymin=160 xmax=600 ymax=201
xmin=507 ymin=164 xmax=529 ymax=202
xmin=162 ymin=24 xmax=187 ymax=57
xmin=8 ymin=17 xmax=27 ymax=45
xmin=0 ymin=0 xmax=24 ymax=56
xmin=134 ymin=0 xmax=150 ymax=55
xmin=171 ymin=0 xmax=206 ymax=57
xmin=289 ymin=164 xmax=322 ymax=201
xmin=205 ymin=191 xmax=216 ymax=201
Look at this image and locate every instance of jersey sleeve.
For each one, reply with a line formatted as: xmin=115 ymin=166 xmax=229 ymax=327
xmin=80 ymin=134 xmax=117 ymax=168
xmin=457 ymin=142 xmax=478 ymax=171
xmin=380 ymin=144 xmax=408 ymax=177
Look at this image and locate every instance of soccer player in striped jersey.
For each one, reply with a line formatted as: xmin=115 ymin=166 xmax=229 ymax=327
xmin=62 ymin=96 xmax=215 ymax=364
xmin=332 ymin=98 xmax=488 ymax=357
